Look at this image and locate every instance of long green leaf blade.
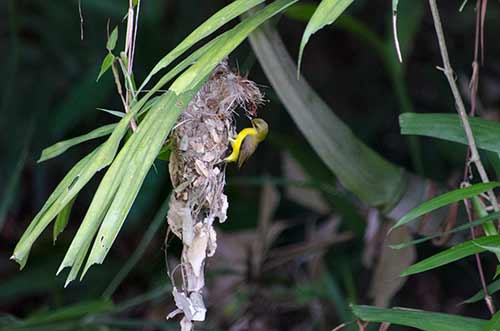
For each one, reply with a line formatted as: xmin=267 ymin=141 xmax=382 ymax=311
xmin=351 ymin=305 xmax=486 ymax=331
xmin=11 ymin=148 xmax=99 ymax=268
xmin=38 ymin=124 xmax=116 ymax=163
xmin=13 ymin=104 xmax=140 ymax=268
xmin=400 ymin=113 xmax=500 ymax=153
xmin=391 ymin=211 xmax=500 ymax=249
xmin=401 ymin=235 xmax=500 ymax=276
xmin=298 ymin=0 xmax=354 ymax=73
xmin=463 ymin=279 xmax=500 ymax=304
xmin=391 ymin=182 xmax=500 ymax=231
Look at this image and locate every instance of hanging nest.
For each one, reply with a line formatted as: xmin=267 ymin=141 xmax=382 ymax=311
xmin=165 ymin=61 xmax=263 ymax=330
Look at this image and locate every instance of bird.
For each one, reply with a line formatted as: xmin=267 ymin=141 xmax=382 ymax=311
xmin=225 ymin=118 xmax=268 ymax=168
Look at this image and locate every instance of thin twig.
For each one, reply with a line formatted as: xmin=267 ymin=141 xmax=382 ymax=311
xmin=427 ymin=0 xmax=499 ymax=216
xmin=111 ymin=61 xmax=137 ymax=131
xmin=118 ymin=58 xmax=137 ymax=100
xmin=463 ymin=197 xmax=496 ymax=315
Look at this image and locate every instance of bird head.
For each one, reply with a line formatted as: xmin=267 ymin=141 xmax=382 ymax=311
xmin=251 ymin=118 xmax=269 ymax=141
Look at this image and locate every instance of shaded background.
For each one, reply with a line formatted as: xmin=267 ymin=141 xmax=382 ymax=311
xmin=1 ymin=0 xmax=500 ymax=330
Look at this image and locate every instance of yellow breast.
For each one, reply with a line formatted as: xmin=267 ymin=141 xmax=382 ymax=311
xmin=224 ymin=128 xmax=257 ymax=163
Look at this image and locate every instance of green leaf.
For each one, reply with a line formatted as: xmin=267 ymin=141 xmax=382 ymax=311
xmin=97 ymin=52 xmax=115 ymax=82
xmin=391 ymin=211 xmax=500 ymax=249
xmin=401 ymin=235 xmax=500 ymax=276
xmin=139 ymin=0 xmax=266 ymax=91
xmin=464 ymin=279 xmax=500 ymax=304
xmin=13 ymin=103 xmax=140 ymax=269
xmin=495 ymin=265 xmax=500 ymax=279
xmin=38 ymin=123 xmax=117 ymax=163
xmin=474 ymin=242 xmax=500 ymax=254
xmin=53 ymin=197 xmax=76 ymax=243
xmin=471 ymin=196 xmax=498 ymax=236
xmin=107 ymin=27 xmax=118 ymax=51
xmin=97 ymin=108 xmax=125 ymax=118
xmin=390 ymin=182 xmax=500 ymax=231
xmin=483 ymin=312 xmax=500 ymax=331
xmin=351 ymin=305 xmax=486 ymax=331
xmin=12 ymin=149 xmax=99 ymax=269
xmin=298 ymin=0 xmax=354 ymax=73
xmin=400 ymin=113 xmax=500 ymax=153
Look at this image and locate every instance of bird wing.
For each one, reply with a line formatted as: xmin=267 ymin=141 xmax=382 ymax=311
xmin=238 ymin=134 xmax=258 ymax=168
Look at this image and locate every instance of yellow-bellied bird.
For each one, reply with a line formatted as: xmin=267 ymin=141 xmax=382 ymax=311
xmin=225 ymin=118 xmax=268 ymax=168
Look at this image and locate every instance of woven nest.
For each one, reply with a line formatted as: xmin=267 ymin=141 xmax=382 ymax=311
xmin=166 ymin=61 xmax=263 ymax=330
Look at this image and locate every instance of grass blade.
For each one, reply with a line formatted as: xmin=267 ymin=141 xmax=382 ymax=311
xmin=391 ymin=211 xmax=500 ymax=249
xmin=463 ymin=279 xmax=500 ymax=304
xmin=401 ymin=235 xmax=500 ymax=276
xmin=38 ymin=123 xmax=117 ymax=163
xmin=351 ymin=305 xmax=486 ymax=331
xmin=390 ymin=182 xmax=500 ymax=231
xmin=13 ymin=105 xmax=141 ymax=269
xmin=400 ymin=113 xmax=500 ymax=153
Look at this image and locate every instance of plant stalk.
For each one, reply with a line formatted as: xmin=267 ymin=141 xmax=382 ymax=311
xmin=427 ymin=0 xmax=499 ymax=215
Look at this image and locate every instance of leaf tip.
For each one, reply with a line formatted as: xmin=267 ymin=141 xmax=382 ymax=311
xmin=10 ymin=253 xmax=27 ymax=270
xmin=56 ymin=263 xmax=68 ymax=276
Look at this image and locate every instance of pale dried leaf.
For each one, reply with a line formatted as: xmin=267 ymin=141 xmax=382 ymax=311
xmin=282 ymin=152 xmax=330 ymax=213
xmin=369 ymin=223 xmax=416 ymax=307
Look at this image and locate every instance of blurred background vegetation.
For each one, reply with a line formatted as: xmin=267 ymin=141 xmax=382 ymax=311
xmin=1 ymin=0 xmax=500 ymax=330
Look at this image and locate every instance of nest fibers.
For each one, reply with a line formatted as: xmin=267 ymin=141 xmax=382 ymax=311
xmin=166 ymin=61 xmax=263 ymax=330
